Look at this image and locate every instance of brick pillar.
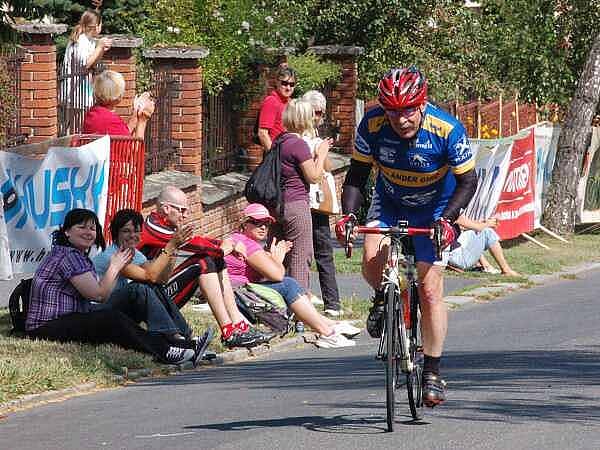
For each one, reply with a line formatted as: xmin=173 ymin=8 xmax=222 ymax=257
xmin=238 ymin=47 xmax=295 ymax=170
xmin=308 ymin=45 xmax=364 ymax=155
xmin=102 ymin=35 xmax=143 ymax=119
xmin=15 ymin=23 xmax=67 ymax=144
xmin=144 ymin=47 xmax=208 ymax=177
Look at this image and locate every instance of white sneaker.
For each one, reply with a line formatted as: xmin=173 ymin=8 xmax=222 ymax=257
xmin=163 ymin=346 xmax=195 ymax=365
xmin=315 ymin=331 xmax=356 ymax=348
xmin=334 ymin=321 xmax=362 ymax=339
xmin=323 ymin=308 xmax=343 ymax=318
xmin=309 ymin=294 xmax=324 ymax=305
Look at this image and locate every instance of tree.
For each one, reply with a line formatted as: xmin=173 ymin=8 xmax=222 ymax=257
xmin=542 ymin=34 xmax=600 ymax=234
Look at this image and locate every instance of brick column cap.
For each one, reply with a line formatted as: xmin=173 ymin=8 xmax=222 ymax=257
xmin=264 ymin=46 xmax=296 ymax=56
xmin=13 ymin=22 xmax=67 ymax=35
xmin=307 ymin=45 xmax=365 ymax=56
xmin=102 ymin=34 xmax=143 ymax=48
xmin=143 ymin=46 xmax=209 ymax=60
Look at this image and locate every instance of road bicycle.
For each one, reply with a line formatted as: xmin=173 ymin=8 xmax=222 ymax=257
xmin=345 ymin=219 xmax=440 ymax=430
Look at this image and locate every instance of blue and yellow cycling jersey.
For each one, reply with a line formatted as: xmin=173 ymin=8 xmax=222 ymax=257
xmin=354 ymin=102 xmax=475 ymax=220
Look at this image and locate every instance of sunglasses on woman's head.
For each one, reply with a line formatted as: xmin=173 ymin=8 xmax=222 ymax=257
xmin=279 ymin=80 xmax=296 ymax=88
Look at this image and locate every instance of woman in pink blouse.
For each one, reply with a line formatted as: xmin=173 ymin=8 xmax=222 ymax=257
xmin=224 ymin=204 xmax=361 ymax=348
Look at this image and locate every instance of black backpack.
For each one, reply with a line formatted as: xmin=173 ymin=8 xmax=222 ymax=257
xmin=234 ymin=286 xmax=292 ymax=335
xmin=244 ymin=132 xmax=286 ymax=218
xmin=9 ymin=278 xmax=32 ymax=335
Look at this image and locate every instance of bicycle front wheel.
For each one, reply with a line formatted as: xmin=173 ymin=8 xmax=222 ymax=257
xmin=385 ymin=284 xmax=399 ymax=432
xmin=406 ymin=282 xmax=424 ymax=420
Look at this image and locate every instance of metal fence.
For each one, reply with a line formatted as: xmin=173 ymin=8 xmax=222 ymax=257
xmin=144 ymin=70 xmax=177 ymax=174
xmin=0 ymin=46 xmax=25 ymax=147
xmin=202 ymin=89 xmax=238 ymax=177
xmin=57 ymin=51 xmax=105 ymax=137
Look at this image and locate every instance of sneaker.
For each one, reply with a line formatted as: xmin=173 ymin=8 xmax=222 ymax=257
xmin=366 ymin=291 xmax=385 ymax=338
xmin=222 ymin=330 xmax=258 ymax=349
xmin=163 ymin=346 xmax=195 ymax=365
xmin=422 ymin=372 xmax=448 ymax=407
xmin=333 ymin=321 xmax=361 ymax=339
xmin=246 ymin=326 xmax=276 ymax=345
xmin=309 ymin=293 xmax=324 ymax=305
xmin=323 ymin=308 xmax=343 ymax=318
xmin=193 ymin=328 xmax=215 ymax=366
xmin=315 ymin=331 xmax=356 ymax=349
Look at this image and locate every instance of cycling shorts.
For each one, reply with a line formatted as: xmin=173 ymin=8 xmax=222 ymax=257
xmin=165 ymin=255 xmax=226 ymax=308
xmin=366 ymin=189 xmax=448 ymax=265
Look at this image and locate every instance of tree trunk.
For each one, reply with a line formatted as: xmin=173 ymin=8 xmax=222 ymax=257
xmin=542 ymin=34 xmax=600 ymax=235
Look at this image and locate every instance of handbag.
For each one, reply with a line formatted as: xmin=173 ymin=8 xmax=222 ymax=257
xmin=310 ymin=171 xmax=340 ymax=215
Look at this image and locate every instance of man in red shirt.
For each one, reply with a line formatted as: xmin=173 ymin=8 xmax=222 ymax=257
xmin=138 ymin=185 xmax=272 ymax=349
xmin=257 ymin=65 xmax=296 ymax=151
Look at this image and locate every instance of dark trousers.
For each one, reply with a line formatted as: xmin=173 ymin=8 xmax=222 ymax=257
xmin=311 ymin=211 xmax=340 ymax=310
xmin=106 ymin=282 xmax=192 ymax=338
xmin=28 ymin=309 xmax=173 ymax=363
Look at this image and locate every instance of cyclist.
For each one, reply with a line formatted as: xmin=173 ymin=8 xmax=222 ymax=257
xmin=335 ymin=67 xmax=477 ymax=407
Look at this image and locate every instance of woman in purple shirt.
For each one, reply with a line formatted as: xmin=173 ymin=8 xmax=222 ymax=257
xmin=279 ymin=99 xmax=332 ymax=290
xmin=26 ymin=208 xmax=196 ymax=365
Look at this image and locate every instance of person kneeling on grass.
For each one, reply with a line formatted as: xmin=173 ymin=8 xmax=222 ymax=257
xmin=449 ymin=215 xmax=520 ymax=277
xmin=92 ymin=209 xmax=213 ymax=366
xmin=26 ymin=209 xmax=197 ymax=366
xmin=224 ymin=203 xmax=361 ymax=348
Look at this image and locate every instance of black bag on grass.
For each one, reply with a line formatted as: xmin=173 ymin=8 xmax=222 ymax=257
xmin=234 ymin=285 xmax=291 ymax=335
xmin=9 ymin=278 xmax=32 ymax=334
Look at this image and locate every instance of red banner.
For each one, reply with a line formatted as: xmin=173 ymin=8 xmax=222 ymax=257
xmin=494 ymin=130 xmax=536 ymax=239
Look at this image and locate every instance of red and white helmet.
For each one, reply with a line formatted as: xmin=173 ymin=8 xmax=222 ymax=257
xmin=377 ymin=66 xmax=428 ymax=110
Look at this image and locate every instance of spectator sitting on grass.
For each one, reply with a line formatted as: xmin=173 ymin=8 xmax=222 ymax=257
xmin=448 ymin=215 xmax=520 ymax=277
xmin=92 ymin=209 xmax=213 ymax=365
xmin=26 ymin=208 xmax=197 ymax=366
xmin=224 ymin=203 xmax=361 ymax=348
xmin=82 ymin=70 xmax=154 ymax=139
xmin=137 ymin=186 xmax=273 ymax=349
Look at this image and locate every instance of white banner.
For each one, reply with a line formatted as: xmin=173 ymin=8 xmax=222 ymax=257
xmin=0 ymin=136 xmax=110 ymax=273
xmin=0 ymin=196 xmax=12 ymax=280
xmin=465 ymin=138 xmax=513 ymax=221
xmin=533 ymin=123 xmax=560 ymax=226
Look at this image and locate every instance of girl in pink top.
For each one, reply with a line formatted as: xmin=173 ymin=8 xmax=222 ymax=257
xmin=224 ymin=204 xmax=361 ymax=349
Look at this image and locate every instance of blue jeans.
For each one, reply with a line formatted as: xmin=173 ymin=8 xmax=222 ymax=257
xmin=100 ymin=282 xmax=192 ymax=337
xmin=448 ymin=228 xmax=500 ymax=270
xmin=259 ymin=277 xmax=306 ymax=307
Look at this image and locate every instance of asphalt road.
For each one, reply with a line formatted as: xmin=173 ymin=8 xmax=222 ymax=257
xmin=2 ymin=270 xmax=599 ymax=449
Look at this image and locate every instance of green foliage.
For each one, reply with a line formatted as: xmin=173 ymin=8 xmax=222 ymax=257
xmin=287 ymin=53 xmax=341 ymax=97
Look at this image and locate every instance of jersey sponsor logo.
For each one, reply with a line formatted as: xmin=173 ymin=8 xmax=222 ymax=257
xmin=379 ymin=146 xmax=396 ymax=164
xmin=454 ymin=134 xmax=472 ymax=162
xmin=399 ymin=189 xmax=438 ymax=207
xmin=413 ymin=140 xmax=433 ymax=150
xmin=422 ymin=115 xmax=452 ymax=138
xmin=367 ymin=115 xmax=387 ymax=133
xmin=378 ymin=164 xmax=449 ymax=188
xmin=408 ymin=152 xmax=430 ymax=168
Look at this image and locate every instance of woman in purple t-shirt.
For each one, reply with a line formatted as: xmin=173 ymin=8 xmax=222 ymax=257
xmin=224 ymin=204 xmax=360 ymax=348
xmin=278 ymin=99 xmax=333 ymax=291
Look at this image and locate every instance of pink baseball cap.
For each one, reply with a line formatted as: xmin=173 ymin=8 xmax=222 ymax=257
xmin=243 ymin=203 xmax=275 ymax=223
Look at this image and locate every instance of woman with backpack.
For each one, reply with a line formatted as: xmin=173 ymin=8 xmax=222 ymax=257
xmin=224 ymin=204 xmax=360 ymax=348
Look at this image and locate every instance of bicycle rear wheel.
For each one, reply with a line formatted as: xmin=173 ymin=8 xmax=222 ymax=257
xmin=406 ymin=282 xmax=424 ymax=420
xmin=385 ymin=284 xmax=399 ymax=432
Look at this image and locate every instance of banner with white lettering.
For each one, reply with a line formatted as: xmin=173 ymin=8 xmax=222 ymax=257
xmin=0 ymin=136 xmax=110 ymax=273
xmin=494 ymin=130 xmax=536 ymax=239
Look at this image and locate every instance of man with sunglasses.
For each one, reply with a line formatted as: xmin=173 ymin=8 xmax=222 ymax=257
xmin=335 ymin=67 xmax=477 ymax=407
xmin=138 ymin=186 xmax=273 ymax=349
xmin=257 ymin=65 xmax=296 ymax=151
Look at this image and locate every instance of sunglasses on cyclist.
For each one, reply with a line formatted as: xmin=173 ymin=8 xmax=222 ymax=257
xmin=279 ymin=79 xmax=296 ymax=88
xmin=163 ymin=202 xmax=188 ymax=214
xmin=385 ymin=107 xmax=419 ymax=119
xmin=247 ymin=218 xmax=271 ymax=227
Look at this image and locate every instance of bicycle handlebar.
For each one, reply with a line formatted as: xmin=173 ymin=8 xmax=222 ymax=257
xmin=344 ymin=222 xmax=442 ymax=260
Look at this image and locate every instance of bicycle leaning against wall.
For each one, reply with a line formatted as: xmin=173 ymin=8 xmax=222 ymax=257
xmin=344 ymin=217 xmax=442 ymax=430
